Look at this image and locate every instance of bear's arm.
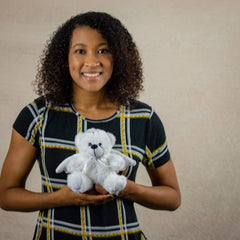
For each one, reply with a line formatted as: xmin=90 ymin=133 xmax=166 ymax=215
xmin=56 ymin=153 xmax=85 ymax=174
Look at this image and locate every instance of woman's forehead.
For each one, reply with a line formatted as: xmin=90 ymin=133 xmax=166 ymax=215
xmin=70 ymin=26 xmax=108 ymax=47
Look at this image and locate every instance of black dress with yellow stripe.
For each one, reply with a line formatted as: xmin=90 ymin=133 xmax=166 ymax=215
xmin=13 ymin=97 xmax=170 ymax=240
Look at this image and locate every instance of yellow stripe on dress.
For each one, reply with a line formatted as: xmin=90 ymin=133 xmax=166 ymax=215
xmin=36 ymin=212 xmax=44 ymax=240
xmin=153 ymin=139 xmax=167 ymax=154
xmin=41 ymin=145 xmax=77 ymax=151
xmin=81 ymin=206 xmax=87 ymax=240
xmin=116 ymin=115 xmax=149 ymax=119
xmin=47 ymin=106 xmax=75 ymax=113
xmin=40 ymin=223 xmax=141 ymax=238
xmin=39 ymin=139 xmax=51 ymax=193
xmin=117 ymin=199 xmax=125 ymax=240
xmin=78 ymin=116 xmax=84 ymax=133
xmin=47 ymin=209 xmax=51 ymax=240
xmin=30 ymin=115 xmax=43 ymax=144
xmin=145 ymin=146 xmax=154 ymax=169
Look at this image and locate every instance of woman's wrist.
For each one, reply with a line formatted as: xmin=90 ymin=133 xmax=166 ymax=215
xmin=117 ymin=179 xmax=180 ymax=210
xmin=117 ymin=180 xmax=142 ymax=202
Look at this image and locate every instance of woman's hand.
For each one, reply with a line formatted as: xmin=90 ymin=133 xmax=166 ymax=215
xmin=115 ymin=179 xmax=136 ymax=200
xmin=53 ymin=185 xmax=114 ymax=207
xmin=117 ymin=160 xmax=181 ymax=211
xmin=0 ymin=129 xmax=114 ymax=212
xmin=94 ymin=184 xmax=109 ymax=195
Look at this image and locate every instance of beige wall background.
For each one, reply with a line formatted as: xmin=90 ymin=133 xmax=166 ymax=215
xmin=0 ymin=0 xmax=239 ymax=239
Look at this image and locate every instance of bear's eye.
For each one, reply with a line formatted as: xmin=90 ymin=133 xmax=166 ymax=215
xmin=99 ymin=143 xmax=102 ymax=146
xmin=88 ymin=143 xmax=92 ymax=147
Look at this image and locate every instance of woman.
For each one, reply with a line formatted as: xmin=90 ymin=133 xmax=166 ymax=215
xmin=0 ymin=11 xmax=181 ymax=240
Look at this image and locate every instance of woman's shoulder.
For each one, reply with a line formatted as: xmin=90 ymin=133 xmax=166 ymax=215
xmin=16 ymin=96 xmax=48 ymax=119
xmin=22 ymin=96 xmax=47 ymax=115
xmin=132 ymin=101 xmax=164 ymax=121
xmin=32 ymin=96 xmax=47 ymax=109
xmin=123 ymin=100 xmax=155 ymax=120
xmin=131 ymin=100 xmax=154 ymax=116
xmin=134 ymin=100 xmax=152 ymax=110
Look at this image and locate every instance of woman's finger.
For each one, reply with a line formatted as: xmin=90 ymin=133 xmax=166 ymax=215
xmin=95 ymin=184 xmax=108 ymax=195
xmin=80 ymin=192 xmax=114 ymax=205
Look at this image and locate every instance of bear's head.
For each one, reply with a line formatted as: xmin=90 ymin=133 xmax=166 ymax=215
xmin=75 ymin=128 xmax=116 ymax=160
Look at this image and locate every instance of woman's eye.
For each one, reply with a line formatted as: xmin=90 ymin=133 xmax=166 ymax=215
xmin=98 ymin=49 xmax=109 ymax=54
xmin=75 ymin=49 xmax=85 ymax=54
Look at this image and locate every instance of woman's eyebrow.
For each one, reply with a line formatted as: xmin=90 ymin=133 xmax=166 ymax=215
xmin=72 ymin=43 xmax=86 ymax=48
xmin=98 ymin=42 xmax=108 ymax=47
xmin=72 ymin=42 xmax=108 ymax=48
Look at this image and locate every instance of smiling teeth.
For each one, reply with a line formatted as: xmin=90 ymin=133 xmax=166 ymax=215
xmin=83 ymin=73 xmax=100 ymax=77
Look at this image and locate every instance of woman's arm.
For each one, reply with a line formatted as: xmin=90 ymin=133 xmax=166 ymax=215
xmin=0 ymin=129 xmax=113 ymax=212
xmin=117 ymin=160 xmax=181 ymax=210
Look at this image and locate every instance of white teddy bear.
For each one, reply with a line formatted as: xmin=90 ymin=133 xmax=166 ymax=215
xmin=56 ymin=128 xmax=136 ymax=194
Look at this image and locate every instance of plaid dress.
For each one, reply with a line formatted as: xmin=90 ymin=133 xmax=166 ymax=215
xmin=13 ymin=97 xmax=170 ymax=240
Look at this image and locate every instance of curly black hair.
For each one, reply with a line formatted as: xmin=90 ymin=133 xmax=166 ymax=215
xmin=34 ymin=11 xmax=143 ymax=107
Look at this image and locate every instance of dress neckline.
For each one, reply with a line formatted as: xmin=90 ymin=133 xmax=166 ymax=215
xmin=70 ymin=103 xmax=122 ymax=123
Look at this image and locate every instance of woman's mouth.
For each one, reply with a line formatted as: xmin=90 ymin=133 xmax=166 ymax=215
xmin=82 ymin=72 xmax=102 ymax=81
xmin=82 ymin=72 xmax=102 ymax=78
xmin=82 ymin=72 xmax=101 ymax=78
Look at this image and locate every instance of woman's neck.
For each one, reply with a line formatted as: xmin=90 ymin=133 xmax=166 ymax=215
xmin=72 ymin=90 xmax=119 ymax=120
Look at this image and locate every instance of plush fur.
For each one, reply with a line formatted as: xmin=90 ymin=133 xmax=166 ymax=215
xmin=56 ymin=128 xmax=136 ymax=194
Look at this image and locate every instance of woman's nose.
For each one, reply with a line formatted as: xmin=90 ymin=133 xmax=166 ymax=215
xmin=84 ymin=53 xmax=100 ymax=67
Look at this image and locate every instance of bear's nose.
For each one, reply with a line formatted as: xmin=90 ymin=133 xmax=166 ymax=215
xmin=91 ymin=144 xmax=98 ymax=150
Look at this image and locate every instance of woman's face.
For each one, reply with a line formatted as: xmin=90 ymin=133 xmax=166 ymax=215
xmin=68 ymin=26 xmax=113 ymax=95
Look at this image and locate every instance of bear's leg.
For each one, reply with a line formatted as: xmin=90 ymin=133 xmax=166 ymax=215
xmin=102 ymin=173 xmax=127 ymax=194
xmin=67 ymin=172 xmax=93 ymax=193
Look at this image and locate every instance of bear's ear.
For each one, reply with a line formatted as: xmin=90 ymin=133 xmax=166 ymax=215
xmin=107 ymin=132 xmax=116 ymax=146
xmin=75 ymin=132 xmax=83 ymax=147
